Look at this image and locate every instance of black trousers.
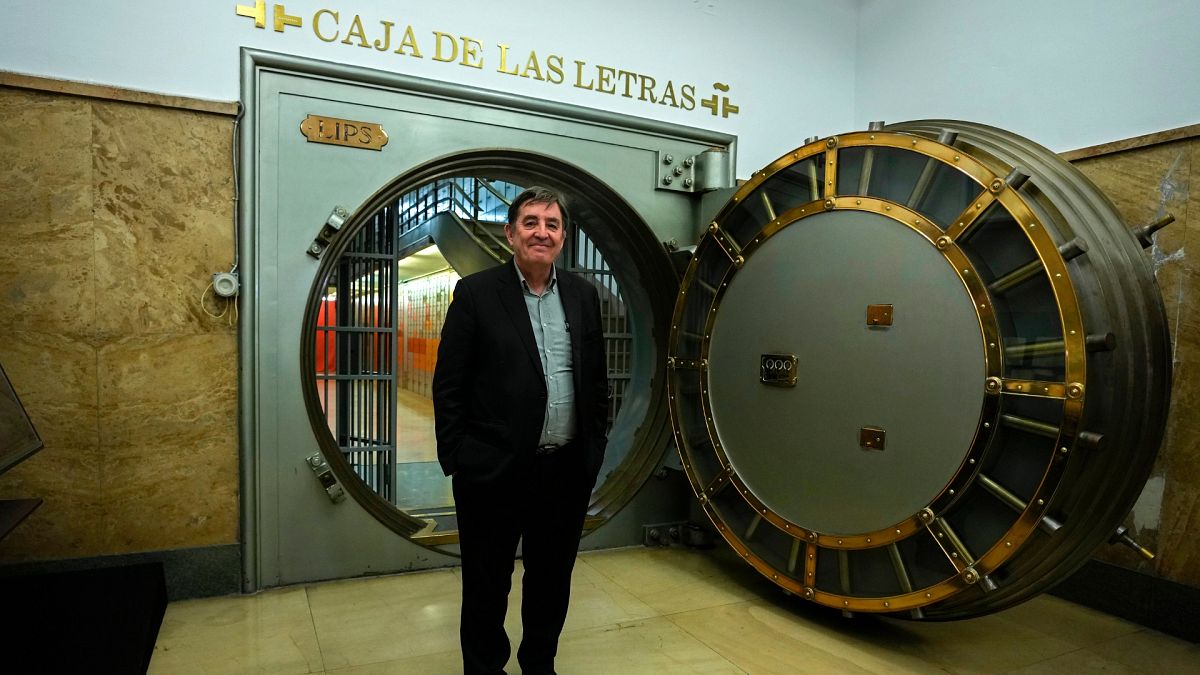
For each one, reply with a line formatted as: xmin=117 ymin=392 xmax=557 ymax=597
xmin=453 ymin=441 xmax=593 ymax=675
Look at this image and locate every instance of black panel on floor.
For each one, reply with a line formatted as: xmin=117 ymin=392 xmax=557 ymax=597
xmin=1050 ymin=560 xmax=1200 ymax=643
xmin=1 ymin=562 xmax=167 ymax=672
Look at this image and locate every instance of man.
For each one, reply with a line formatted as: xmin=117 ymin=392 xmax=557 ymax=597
xmin=432 ymin=186 xmax=609 ymax=674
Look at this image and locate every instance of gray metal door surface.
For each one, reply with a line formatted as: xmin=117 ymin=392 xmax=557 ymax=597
xmin=239 ymin=50 xmax=734 ymax=589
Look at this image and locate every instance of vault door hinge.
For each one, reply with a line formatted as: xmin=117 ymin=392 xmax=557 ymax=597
xmin=656 ymin=148 xmax=733 ymax=193
xmin=306 ymin=453 xmax=345 ymax=503
xmin=307 ymin=205 xmax=349 ymax=258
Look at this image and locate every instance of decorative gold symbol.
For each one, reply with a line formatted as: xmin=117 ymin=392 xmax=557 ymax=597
xmin=300 ymin=115 xmax=389 ymax=151
xmin=236 ymin=2 xmax=302 ymax=32
xmin=700 ymin=83 xmax=740 ymax=118
xmin=235 ymin=1 xmax=266 ymax=28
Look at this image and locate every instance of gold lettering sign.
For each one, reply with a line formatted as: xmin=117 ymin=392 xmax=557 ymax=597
xmin=300 ymin=114 xmax=389 ymax=151
xmin=235 ymin=5 xmax=740 ymax=119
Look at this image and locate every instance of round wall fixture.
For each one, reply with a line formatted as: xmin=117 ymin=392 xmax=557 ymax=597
xmin=668 ymin=121 xmax=1171 ymax=618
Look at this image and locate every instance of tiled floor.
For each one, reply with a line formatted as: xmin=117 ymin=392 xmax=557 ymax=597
xmin=149 ymin=546 xmax=1198 ymax=674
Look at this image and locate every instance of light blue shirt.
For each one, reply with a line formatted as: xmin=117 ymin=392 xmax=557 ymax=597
xmin=515 ymin=263 xmax=576 ymax=446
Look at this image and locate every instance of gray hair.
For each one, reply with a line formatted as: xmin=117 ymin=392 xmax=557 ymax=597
xmin=507 ymin=186 xmax=570 ymax=230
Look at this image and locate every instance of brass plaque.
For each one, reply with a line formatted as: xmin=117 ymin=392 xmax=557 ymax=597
xmin=760 ymin=353 xmax=797 ymax=387
xmin=300 ymin=114 xmax=389 ymax=151
xmin=867 ymin=303 xmax=893 ymax=326
xmin=860 ymin=426 xmax=886 ymax=451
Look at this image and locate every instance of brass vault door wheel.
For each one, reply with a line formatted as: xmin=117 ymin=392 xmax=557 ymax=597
xmin=668 ymin=121 xmax=1171 ymax=618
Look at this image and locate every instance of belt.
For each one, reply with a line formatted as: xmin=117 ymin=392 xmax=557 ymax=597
xmin=535 ymin=441 xmax=570 ymax=455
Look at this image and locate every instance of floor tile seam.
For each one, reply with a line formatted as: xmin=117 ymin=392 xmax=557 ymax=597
xmin=656 ymin=610 xmax=753 ymax=674
xmin=657 ymin=601 xmax=934 ymax=674
xmin=558 ymin=611 xmax=668 ymax=638
xmin=558 ymin=615 xmax=750 ymax=674
xmin=576 ymin=564 xmax=741 ymax=607
xmin=574 ymin=554 xmax=665 ymax=602
xmin=303 ymin=585 xmax=331 ymax=674
xmin=994 ymin=644 xmax=1094 ymax=674
xmin=651 ymin=595 xmax=759 ymax=619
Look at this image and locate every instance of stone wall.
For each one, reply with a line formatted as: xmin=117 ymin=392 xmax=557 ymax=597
xmin=0 ymin=85 xmax=238 ymax=559
xmin=1075 ymin=138 xmax=1199 ymax=586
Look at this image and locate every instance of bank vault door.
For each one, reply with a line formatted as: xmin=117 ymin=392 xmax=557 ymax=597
xmin=669 ymin=121 xmax=1171 ymax=618
xmin=240 ymin=51 xmax=734 ymax=589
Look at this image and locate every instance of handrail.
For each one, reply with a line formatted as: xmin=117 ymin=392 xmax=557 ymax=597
xmin=447 ymin=211 xmax=508 ymax=264
xmin=395 ymin=177 xmax=512 ymax=236
xmin=476 ymin=177 xmax=512 ymax=207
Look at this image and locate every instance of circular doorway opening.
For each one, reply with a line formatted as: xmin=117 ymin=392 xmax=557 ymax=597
xmin=301 ymin=150 xmax=678 ymax=552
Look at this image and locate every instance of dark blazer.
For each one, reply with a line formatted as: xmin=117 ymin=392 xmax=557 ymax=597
xmin=432 ymin=260 xmax=609 ymax=484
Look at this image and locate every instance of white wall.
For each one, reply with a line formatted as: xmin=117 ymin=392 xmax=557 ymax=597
xmin=6 ymin=1 xmax=1193 ymax=170
xmin=0 ymin=0 xmax=858 ymax=176
xmin=855 ymin=0 xmax=1200 ymax=153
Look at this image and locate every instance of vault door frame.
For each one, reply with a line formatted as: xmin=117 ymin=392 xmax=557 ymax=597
xmin=238 ymin=49 xmax=735 ymax=591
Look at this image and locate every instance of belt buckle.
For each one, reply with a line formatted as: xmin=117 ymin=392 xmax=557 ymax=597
xmin=536 ymin=444 xmax=558 ymax=455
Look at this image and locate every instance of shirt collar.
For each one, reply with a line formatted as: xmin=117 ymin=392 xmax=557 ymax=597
xmin=514 ymin=260 xmax=558 ymax=294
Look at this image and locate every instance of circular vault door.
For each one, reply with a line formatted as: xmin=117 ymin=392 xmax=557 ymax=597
xmin=669 ymin=121 xmax=1171 ymax=618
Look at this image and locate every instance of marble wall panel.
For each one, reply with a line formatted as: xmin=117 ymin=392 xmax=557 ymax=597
xmin=96 ymin=332 xmax=238 ymax=551
xmin=1154 ymin=141 xmax=1200 ymax=585
xmin=0 ymin=90 xmax=97 ymax=335
xmin=90 ymin=101 xmax=235 ymax=337
xmin=0 ymin=220 xmax=98 ymax=334
xmin=102 ymin=435 xmax=238 ymax=553
xmin=0 ymin=87 xmax=239 ymax=562
xmin=0 ymin=89 xmax=92 ymax=228
xmin=0 ymin=445 xmax=105 ymax=560
xmin=1074 ymin=139 xmax=1197 ymax=584
xmin=0 ymin=332 xmax=99 ymax=454
xmin=97 ymin=333 xmax=237 ymax=450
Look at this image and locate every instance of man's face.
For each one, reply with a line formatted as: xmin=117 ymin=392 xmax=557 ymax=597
xmin=506 ymin=200 xmax=566 ymax=269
